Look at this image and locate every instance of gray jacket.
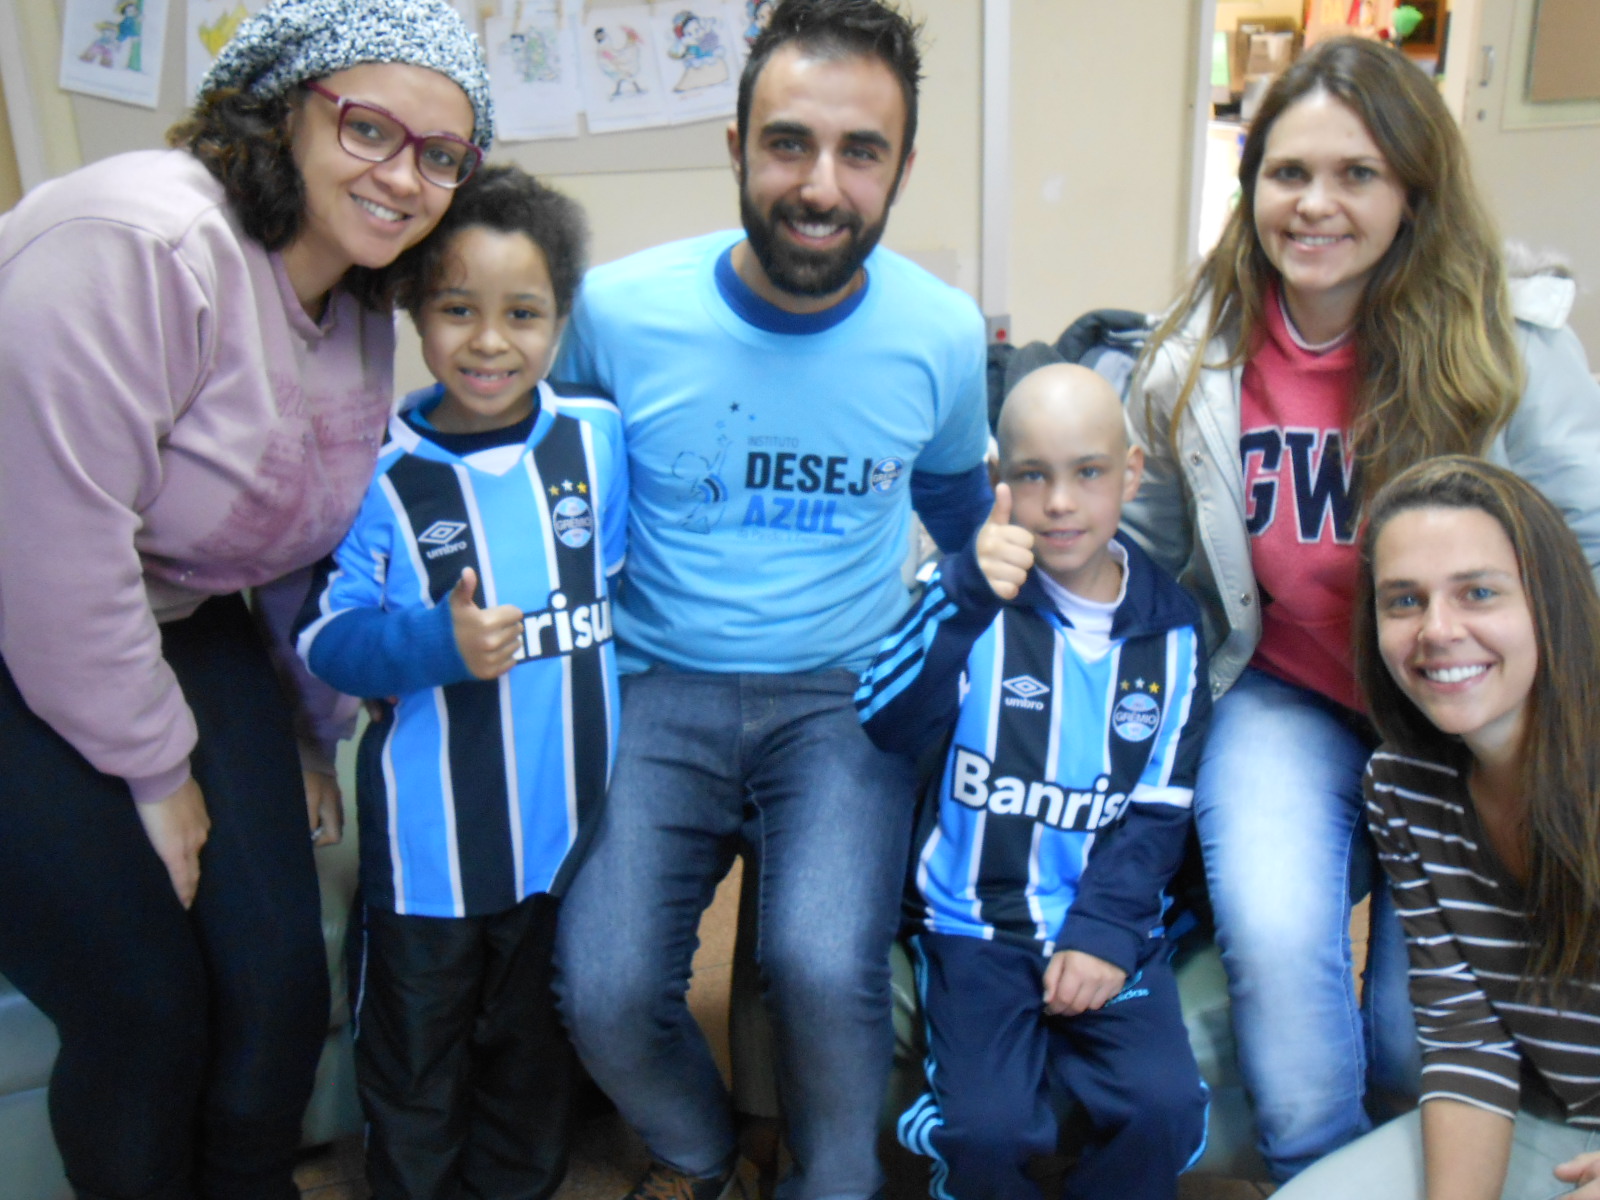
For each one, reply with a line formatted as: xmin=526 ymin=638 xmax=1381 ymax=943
xmin=1122 ymin=276 xmax=1600 ymax=700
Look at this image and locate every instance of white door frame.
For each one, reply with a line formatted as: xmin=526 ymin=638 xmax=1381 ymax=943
xmin=1187 ymin=0 xmax=1220 ymax=266
xmin=980 ymin=0 xmax=1012 ymax=339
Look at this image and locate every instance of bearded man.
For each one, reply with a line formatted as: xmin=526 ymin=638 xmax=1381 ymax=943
xmin=551 ymin=3 xmax=990 ymax=1197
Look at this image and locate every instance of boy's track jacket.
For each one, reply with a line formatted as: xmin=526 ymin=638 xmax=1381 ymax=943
xmin=856 ymin=534 xmax=1210 ymax=971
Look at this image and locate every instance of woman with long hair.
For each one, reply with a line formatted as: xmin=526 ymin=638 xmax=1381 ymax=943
xmin=1122 ymin=35 xmax=1600 ymax=1180
xmin=0 ymin=2 xmax=491 ymax=1195
xmin=1277 ymin=455 xmax=1600 ymax=1198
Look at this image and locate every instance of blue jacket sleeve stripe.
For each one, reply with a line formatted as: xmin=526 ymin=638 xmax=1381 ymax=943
xmin=296 ymin=561 xmax=349 ymax=657
xmin=855 ymin=588 xmax=959 ymax=722
xmin=869 ymin=579 xmax=956 ymax=668
xmin=855 ymin=591 xmax=981 ymax=757
xmin=857 ymin=543 xmax=1007 ymax=761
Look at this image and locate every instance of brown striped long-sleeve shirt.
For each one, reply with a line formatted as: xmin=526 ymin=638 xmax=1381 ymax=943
xmin=1365 ymin=748 xmax=1600 ymax=1125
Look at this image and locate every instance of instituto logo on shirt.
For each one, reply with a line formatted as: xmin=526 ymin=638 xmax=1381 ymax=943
xmin=736 ymin=447 xmax=910 ymax=537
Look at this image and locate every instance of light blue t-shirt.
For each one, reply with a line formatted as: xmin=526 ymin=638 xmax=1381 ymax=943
xmin=553 ymin=231 xmax=988 ymax=674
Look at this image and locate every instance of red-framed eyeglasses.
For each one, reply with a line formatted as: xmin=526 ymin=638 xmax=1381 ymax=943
xmin=304 ymin=80 xmax=482 ymax=189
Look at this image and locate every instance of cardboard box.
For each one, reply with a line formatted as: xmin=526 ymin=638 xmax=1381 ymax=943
xmin=1230 ymin=17 xmax=1300 ymax=95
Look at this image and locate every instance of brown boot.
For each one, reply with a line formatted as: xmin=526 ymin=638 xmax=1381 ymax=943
xmin=622 ymin=1160 xmax=746 ymax=1200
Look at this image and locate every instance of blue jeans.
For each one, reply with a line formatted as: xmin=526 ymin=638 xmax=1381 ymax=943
xmin=554 ymin=669 xmax=916 ymax=1200
xmin=1196 ymin=669 xmax=1420 ymax=1181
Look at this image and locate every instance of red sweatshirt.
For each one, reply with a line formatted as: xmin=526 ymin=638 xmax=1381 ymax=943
xmin=1238 ymin=292 xmax=1361 ymax=712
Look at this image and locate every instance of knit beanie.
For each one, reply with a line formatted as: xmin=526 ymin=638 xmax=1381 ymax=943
xmin=199 ymin=0 xmax=494 ymax=150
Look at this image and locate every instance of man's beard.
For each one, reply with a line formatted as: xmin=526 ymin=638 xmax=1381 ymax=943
xmin=739 ymin=187 xmax=889 ymax=299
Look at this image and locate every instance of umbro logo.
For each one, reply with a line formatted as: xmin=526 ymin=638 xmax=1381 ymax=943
xmin=417 ymin=520 xmax=468 ymax=545
xmin=1001 ymin=675 xmax=1049 ymax=711
xmin=1002 ymin=675 xmax=1049 ymax=700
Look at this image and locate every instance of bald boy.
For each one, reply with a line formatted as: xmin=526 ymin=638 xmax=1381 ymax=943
xmin=983 ymin=364 xmax=1144 ymax=604
xmin=856 ymin=363 xmax=1213 ymax=1200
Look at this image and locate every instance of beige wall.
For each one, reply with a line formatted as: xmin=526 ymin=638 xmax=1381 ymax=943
xmin=6 ymin=0 xmax=85 ymax=183
xmin=0 ymin=77 xmax=20 ymax=212
xmin=1470 ymin=127 xmax=1600 ymax=353
xmin=1005 ymin=0 xmax=1200 ymax=343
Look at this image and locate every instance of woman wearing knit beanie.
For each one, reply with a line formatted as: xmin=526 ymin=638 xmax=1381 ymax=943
xmin=0 ymin=3 xmax=493 ymax=1196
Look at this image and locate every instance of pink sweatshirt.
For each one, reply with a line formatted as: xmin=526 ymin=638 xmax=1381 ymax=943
xmin=0 ymin=150 xmax=394 ymax=803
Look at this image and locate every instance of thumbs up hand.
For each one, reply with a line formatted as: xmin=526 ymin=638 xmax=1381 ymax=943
xmin=450 ymin=567 xmax=526 ymax=680
xmin=975 ymin=483 xmax=1035 ymax=601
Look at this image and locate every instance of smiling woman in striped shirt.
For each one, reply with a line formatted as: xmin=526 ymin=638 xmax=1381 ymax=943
xmin=1278 ymin=454 xmax=1600 ymax=1199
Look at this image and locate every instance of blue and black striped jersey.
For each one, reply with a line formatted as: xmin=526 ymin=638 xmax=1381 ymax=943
xmin=298 ymin=381 xmax=627 ymax=917
xmin=857 ymin=534 xmax=1210 ymax=968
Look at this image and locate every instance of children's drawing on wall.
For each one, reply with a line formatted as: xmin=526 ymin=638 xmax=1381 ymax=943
xmin=485 ymin=3 xmax=583 ymax=142
xmin=578 ymin=6 xmax=671 ymax=133
xmin=76 ymin=0 xmax=144 ymax=71
xmin=594 ymin=24 xmax=648 ymax=97
xmin=743 ymin=0 xmax=774 ymax=50
xmin=667 ymin=10 xmax=728 ymax=92
xmin=78 ymin=20 xmax=121 ymax=68
xmin=507 ymin=25 xmax=561 ymax=84
xmin=186 ymin=0 xmax=264 ymax=102
xmin=115 ymin=0 xmax=144 ymax=69
xmin=197 ymin=3 xmax=248 ymax=56
xmin=60 ymin=0 xmax=170 ymax=108
xmin=650 ymin=3 xmax=740 ymax=123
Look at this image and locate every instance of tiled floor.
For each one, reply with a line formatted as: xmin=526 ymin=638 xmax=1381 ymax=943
xmin=295 ymin=862 xmax=1289 ymax=1199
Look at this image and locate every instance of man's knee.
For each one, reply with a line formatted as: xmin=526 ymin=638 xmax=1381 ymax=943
xmin=759 ymin=921 xmax=890 ymax=1015
xmin=555 ymin=922 xmax=689 ymax=1054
